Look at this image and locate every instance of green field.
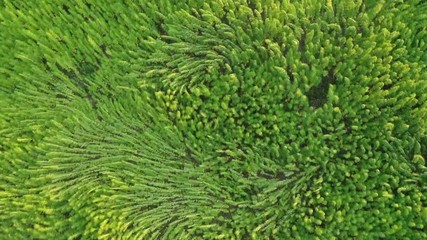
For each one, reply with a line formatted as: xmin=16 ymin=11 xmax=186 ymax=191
xmin=1 ymin=0 xmax=426 ymax=239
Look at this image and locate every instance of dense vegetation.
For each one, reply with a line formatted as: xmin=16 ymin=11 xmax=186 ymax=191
xmin=1 ymin=0 xmax=426 ymax=239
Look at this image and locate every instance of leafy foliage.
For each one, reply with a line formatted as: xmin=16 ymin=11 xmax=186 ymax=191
xmin=1 ymin=0 xmax=426 ymax=239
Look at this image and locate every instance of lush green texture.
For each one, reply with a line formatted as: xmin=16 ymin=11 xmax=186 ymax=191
xmin=1 ymin=0 xmax=427 ymax=239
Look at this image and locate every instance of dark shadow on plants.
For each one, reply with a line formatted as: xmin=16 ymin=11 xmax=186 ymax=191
xmin=307 ymin=68 xmax=336 ymax=109
xmin=78 ymin=61 xmax=99 ymax=75
xmin=55 ymin=63 xmax=99 ymax=117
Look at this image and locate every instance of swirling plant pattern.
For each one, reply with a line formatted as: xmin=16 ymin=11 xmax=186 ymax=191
xmin=1 ymin=0 xmax=426 ymax=239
